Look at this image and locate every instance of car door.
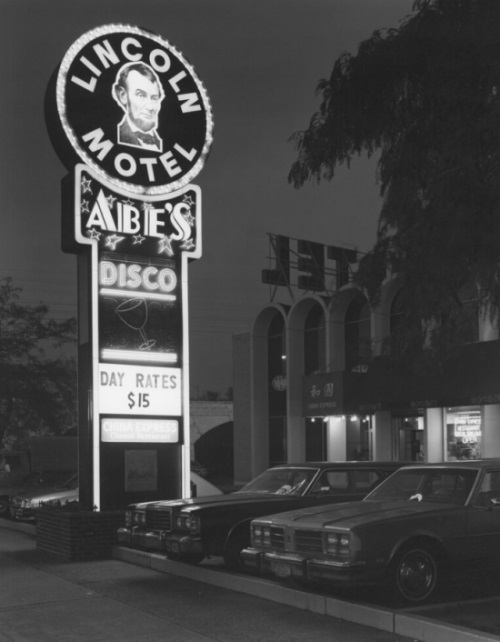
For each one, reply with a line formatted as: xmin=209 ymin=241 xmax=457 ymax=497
xmin=466 ymin=468 xmax=500 ymax=567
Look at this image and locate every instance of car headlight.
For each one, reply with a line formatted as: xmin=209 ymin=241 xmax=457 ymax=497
xmin=175 ymin=512 xmax=201 ymax=533
xmin=252 ymin=524 xmax=271 ymax=547
xmin=325 ymin=531 xmax=351 ymax=556
xmin=133 ymin=511 xmax=146 ymax=526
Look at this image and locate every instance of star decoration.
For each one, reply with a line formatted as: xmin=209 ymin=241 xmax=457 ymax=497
xmin=81 ymin=177 xmax=92 ymax=193
xmin=183 ymin=211 xmax=195 ymax=226
xmin=123 ymin=199 xmax=135 ymax=206
xmin=180 ymin=239 xmax=195 ymax=251
xmin=132 ymin=234 xmax=146 ymax=245
xmin=81 ymin=200 xmax=90 ymax=214
xmin=142 ymin=201 xmax=154 ymax=212
xmin=158 ymin=235 xmax=174 ymax=256
xmin=106 ymin=194 xmax=117 ymax=207
xmin=183 ymin=194 xmax=195 ymax=207
xmin=105 ymin=234 xmax=125 ymax=250
xmin=88 ymin=229 xmax=102 ymax=240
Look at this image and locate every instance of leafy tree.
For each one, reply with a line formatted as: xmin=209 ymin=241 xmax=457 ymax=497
xmin=0 ymin=278 xmax=77 ymax=449
xmin=289 ymin=0 xmax=500 ymax=354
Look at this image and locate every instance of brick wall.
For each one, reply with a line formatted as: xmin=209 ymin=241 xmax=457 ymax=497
xmin=36 ymin=509 xmax=125 ymax=561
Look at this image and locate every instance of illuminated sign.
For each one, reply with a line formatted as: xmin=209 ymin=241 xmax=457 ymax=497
xmin=101 ymin=418 xmax=179 ymax=443
xmin=65 ymin=165 xmax=201 ymax=258
xmin=302 ymin=373 xmax=344 ymax=416
xmin=55 ymin=24 xmax=213 ymax=194
xmin=49 ymin=23 xmax=211 ymax=508
xmin=99 ymin=363 xmax=181 ymax=415
xmin=454 ymin=412 xmax=481 ymax=442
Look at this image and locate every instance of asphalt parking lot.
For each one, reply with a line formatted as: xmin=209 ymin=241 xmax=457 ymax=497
xmin=1 ymin=516 xmax=500 ymax=642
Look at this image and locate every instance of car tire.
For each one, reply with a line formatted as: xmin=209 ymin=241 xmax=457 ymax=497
xmin=391 ymin=541 xmax=440 ymax=603
xmin=0 ymin=498 xmax=9 ymax=517
xmin=223 ymin=526 xmax=250 ymax=571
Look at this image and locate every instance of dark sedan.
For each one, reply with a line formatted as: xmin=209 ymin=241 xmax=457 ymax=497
xmin=116 ymin=461 xmax=400 ymax=569
xmin=242 ymin=460 xmax=500 ymax=603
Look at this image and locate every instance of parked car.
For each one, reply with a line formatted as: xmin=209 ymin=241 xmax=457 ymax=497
xmin=116 ymin=461 xmax=401 ymax=569
xmin=191 ymin=460 xmax=209 ymax=478
xmin=10 ymin=473 xmax=79 ymax=521
xmin=0 ymin=470 xmax=77 ymax=518
xmin=241 ymin=460 xmax=500 ymax=603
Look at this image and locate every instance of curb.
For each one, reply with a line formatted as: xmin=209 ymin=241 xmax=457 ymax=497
xmin=113 ymin=546 xmax=500 ymax=642
xmin=0 ymin=517 xmax=36 ymax=536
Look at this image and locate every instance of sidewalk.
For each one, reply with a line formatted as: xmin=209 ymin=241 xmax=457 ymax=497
xmin=0 ymin=519 xmax=409 ymax=642
xmin=1 ymin=517 xmax=500 ymax=642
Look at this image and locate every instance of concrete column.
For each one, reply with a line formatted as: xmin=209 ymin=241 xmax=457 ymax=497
xmin=424 ymin=408 xmax=444 ymax=462
xmin=479 ymin=307 xmax=499 ymax=341
xmin=482 ymin=405 xmax=500 ymax=457
xmin=250 ymin=328 xmax=270 ymax=479
xmin=372 ymin=411 xmax=392 ymax=460
xmin=326 ymin=417 xmax=347 ymax=461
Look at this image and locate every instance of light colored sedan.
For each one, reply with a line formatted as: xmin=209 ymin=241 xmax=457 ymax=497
xmin=10 ymin=474 xmax=78 ymax=521
xmin=242 ymin=461 xmax=500 ymax=603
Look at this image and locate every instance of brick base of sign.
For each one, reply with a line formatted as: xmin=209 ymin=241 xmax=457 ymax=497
xmin=35 ymin=508 xmax=125 ymax=561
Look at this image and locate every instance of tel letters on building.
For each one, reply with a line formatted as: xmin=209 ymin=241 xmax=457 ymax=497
xmin=47 ymin=24 xmax=213 ymax=509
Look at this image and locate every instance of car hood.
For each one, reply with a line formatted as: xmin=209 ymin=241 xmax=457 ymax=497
xmin=16 ymin=487 xmax=79 ymax=503
xmin=259 ymin=499 xmax=461 ymax=529
xmin=129 ymin=491 xmax=304 ymax=512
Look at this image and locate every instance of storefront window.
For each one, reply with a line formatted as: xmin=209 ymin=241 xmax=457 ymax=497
xmin=305 ymin=417 xmax=326 ymax=461
xmin=347 ymin=415 xmax=371 ymax=460
xmin=392 ymin=416 xmax=424 ymax=462
xmin=446 ymin=407 xmax=481 ymax=460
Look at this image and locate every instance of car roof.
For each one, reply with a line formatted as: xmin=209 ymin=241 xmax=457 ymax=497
xmin=272 ymin=461 xmax=401 ymax=469
xmin=397 ymin=459 xmax=500 ymax=470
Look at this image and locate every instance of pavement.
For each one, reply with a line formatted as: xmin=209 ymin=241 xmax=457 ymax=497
xmin=0 ymin=518 xmax=499 ymax=642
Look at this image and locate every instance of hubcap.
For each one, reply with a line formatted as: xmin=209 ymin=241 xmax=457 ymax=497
xmin=398 ymin=550 xmax=436 ymax=601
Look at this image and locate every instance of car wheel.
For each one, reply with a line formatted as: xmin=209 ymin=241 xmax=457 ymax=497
xmin=392 ymin=542 xmax=439 ymax=603
xmin=223 ymin=527 xmax=250 ymax=571
xmin=0 ymin=498 xmax=9 ymax=517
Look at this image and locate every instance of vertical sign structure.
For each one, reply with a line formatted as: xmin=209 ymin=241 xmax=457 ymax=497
xmin=47 ymin=24 xmax=213 ymax=509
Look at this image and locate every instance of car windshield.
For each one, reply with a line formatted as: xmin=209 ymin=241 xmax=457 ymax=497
xmin=366 ymin=467 xmax=478 ymax=505
xmin=237 ymin=467 xmax=318 ymax=496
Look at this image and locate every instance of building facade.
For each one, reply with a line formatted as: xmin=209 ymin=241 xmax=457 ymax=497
xmin=233 ymin=237 xmax=500 ymax=484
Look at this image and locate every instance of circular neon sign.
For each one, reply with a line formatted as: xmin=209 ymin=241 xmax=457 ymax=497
xmin=56 ymin=24 xmax=213 ymax=194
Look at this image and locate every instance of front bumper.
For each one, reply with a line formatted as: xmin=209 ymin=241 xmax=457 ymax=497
xmin=116 ymin=527 xmax=163 ymax=551
xmin=163 ymin=533 xmax=203 ymax=556
xmin=241 ymin=547 xmax=375 ymax=586
xmin=10 ymin=506 xmax=35 ymax=521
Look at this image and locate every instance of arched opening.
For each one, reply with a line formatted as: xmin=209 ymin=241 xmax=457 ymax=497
xmin=303 ymin=303 xmax=326 ymax=375
xmin=345 ymin=294 xmax=371 ymax=372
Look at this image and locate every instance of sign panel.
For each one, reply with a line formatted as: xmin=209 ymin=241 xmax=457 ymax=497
xmin=302 ymin=373 xmax=344 ymax=416
xmin=101 ymin=418 xmax=179 ymax=443
xmin=125 ymin=450 xmax=157 ymax=492
xmin=55 ymin=24 xmax=213 ymax=194
xmin=68 ymin=165 xmax=201 ymax=258
xmin=99 ymin=363 xmax=181 ymax=415
xmin=99 ymin=253 xmax=182 ymax=364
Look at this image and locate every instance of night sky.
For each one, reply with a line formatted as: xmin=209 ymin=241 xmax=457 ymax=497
xmin=0 ymin=0 xmax=414 ymax=393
